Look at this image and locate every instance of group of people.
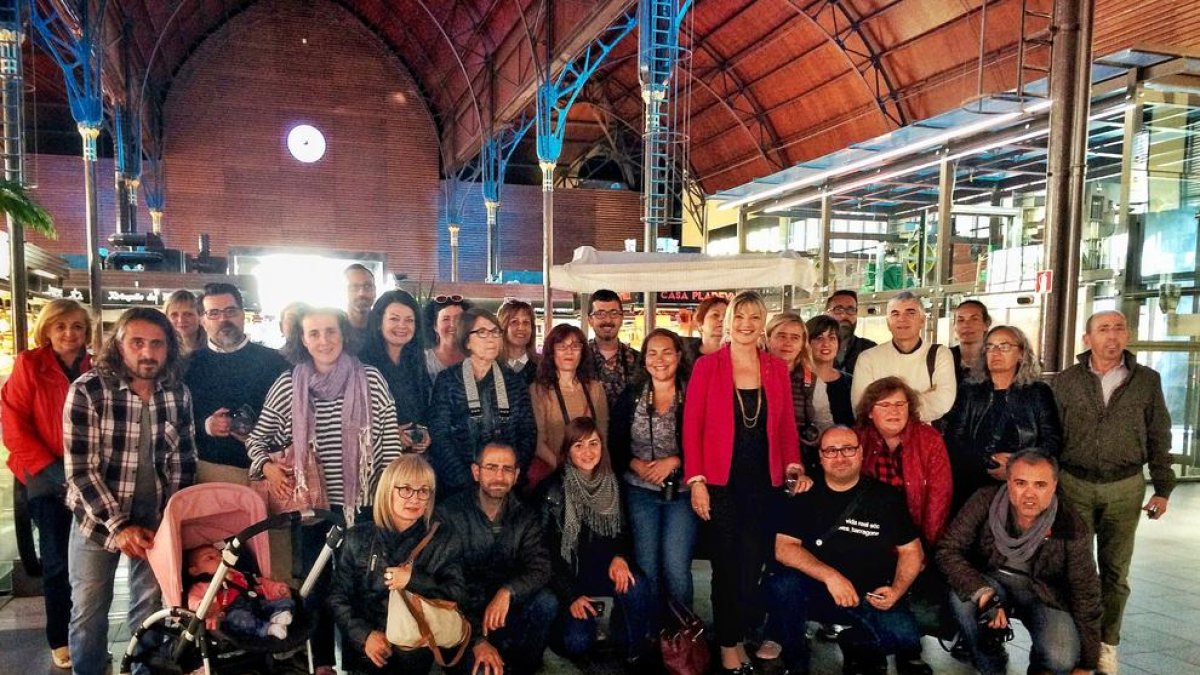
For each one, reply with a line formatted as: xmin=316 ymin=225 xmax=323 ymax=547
xmin=0 ymin=265 xmax=1174 ymax=675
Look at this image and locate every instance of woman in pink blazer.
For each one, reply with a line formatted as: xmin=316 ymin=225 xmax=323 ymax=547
xmin=683 ymin=291 xmax=807 ymax=674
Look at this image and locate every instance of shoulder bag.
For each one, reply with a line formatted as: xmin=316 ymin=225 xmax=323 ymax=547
xmin=385 ymin=522 xmax=471 ymax=667
xmin=251 ymin=442 xmax=329 ymax=517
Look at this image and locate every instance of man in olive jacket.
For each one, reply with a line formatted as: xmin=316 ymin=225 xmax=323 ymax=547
xmin=1052 ymin=310 xmax=1174 ymax=674
xmin=937 ymin=450 xmax=1101 ymax=674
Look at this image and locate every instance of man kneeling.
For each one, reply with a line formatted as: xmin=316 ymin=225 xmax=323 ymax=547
xmin=764 ymin=426 xmax=930 ymax=675
xmin=936 ymin=449 xmax=1101 ymax=675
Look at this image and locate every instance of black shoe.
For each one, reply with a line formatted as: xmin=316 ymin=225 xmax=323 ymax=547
xmin=841 ymin=649 xmax=886 ymax=675
xmin=950 ymin=637 xmax=971 ymax=661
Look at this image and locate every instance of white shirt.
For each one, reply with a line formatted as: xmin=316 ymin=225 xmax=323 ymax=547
xmin=850 ymin=338 xmax=957 ymax=422
xmin=1089 ymin=356 xmax=1130 ymax=406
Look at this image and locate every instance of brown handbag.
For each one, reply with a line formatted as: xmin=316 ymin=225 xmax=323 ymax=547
xmin=385 ymin=523 xmax=471 ymax=667
xmin=659 ymin=597 xmax=710 ymax=675
xmin=251 ymin=445 xmax=329 ymax=517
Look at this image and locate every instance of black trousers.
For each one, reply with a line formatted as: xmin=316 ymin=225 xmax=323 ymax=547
xmin=708 ymin=483 xmax=774 ymax=648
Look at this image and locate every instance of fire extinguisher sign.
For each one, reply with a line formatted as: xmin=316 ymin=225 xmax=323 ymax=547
xmin=1036 ymin=270 xmax=1053 ymax=294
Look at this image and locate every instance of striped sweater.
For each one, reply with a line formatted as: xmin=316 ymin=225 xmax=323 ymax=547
xmin=246 ymin=367 xmax=403 ymax=508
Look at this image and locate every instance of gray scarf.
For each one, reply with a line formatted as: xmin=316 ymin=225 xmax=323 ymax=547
xmin=988 ymin=485 xmax=1057 ymax=564
xmin=560 ymin=464 xmax=622 ymax=564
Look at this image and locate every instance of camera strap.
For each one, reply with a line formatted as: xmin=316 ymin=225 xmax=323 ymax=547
xmin=812 ymin=482 xmax=871 ymax=548
xmin=552 ymin=380 xmax=596 ymax=427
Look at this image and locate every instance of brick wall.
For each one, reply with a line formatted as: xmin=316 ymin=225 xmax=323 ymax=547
xmin=18 ymin=0 xmax=644 ymax=284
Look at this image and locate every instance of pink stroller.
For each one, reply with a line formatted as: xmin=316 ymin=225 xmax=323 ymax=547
xmin=119 ymin=483 xmax=344 ymax=675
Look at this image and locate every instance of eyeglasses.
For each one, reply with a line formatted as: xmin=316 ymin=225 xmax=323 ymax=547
xmin=983 ymin=342 xmax=1020 ymax=353
xmin=434 ymin=295 xmax=464 ymax=304
xmin=393 ymin=485 xmax=434 ymax=500
xmin=554 ymin=342 xmax=584 ymax=353
xmin=828 ymin=305 xmax=858 ymax=315
xmin=469 ymin=328 xmax=503 ymax=339
xmin=477 ymin=463 xmax=517 ymax=475
xmin=590 ymin=309 xmax=624 ymax=319
xmin=873 ymin=400 xmax=909 ymax=409
xmin=819 ymin=444 xmax=860 ymax=458
xmin=203 ymin=307 xmax=241 ymax=320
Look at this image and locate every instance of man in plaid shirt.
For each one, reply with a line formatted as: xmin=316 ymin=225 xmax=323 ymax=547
xmin=64 ymin=307 xmax=197 ymax=675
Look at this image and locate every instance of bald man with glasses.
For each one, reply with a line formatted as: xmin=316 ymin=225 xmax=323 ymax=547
xmin=763 ymin=426 xmax=931 ymax=675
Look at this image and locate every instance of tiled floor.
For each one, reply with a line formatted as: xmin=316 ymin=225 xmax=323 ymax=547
xmin=2 ymin=482 xmax=1196 ymax=674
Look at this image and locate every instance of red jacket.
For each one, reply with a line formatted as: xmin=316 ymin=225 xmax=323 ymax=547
xmin=683 ymin=344 xmax=801 ymax=487
xmin=858 ymin=421 xmax=952 ymax=544
xmin=2 ymin=345 xmax=92 ymax=483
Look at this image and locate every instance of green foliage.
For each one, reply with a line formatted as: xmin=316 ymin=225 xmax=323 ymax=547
xmin=0 ymin=180 xmax=56 ymax=239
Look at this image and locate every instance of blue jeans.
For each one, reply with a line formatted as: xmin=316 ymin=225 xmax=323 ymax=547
xmin=68 ymin=526 xmax=162 ymax=675
xmin=28 ymin=493 xmax=74 ymax=649
xmin=450 ymin=588 xmax=559 ymax=675
xmin=625 ymin=484 xmax=698 ymax=610
xmin=764 ymin=569 xmax=922 ymax=673
xmin=552 ymin=568 xmax=655 ymax=660
xmin=949 ymin=573 xmax=1081 ymax=675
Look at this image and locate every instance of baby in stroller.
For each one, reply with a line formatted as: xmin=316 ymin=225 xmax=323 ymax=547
xmin=185 ymin=544 xmax=296 ymax=640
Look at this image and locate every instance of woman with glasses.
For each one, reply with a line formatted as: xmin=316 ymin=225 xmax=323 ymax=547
xmin=609 ymin=328 xmax=698 ymax=621
xmin=329 ymin=454 xmax=464 ymax=674
xmin=765 ymin=311 xmax=833 ymax=476
xmin=427 ymin=308 xmax=535 ymax=499
xmin=855 ymin=376 xmax=952 ymax=546
xmin=683 ymin=291 xmax=807 ymax=675
xmin=541 ymin=417 xmax=654 ymax=666
xmin=163 ymin=289 xmax=206 ymax=355
xmin=499 ymin=299 xmax=540 ymax=386
xmin=247 ymin=306 xmax=405 ymax=674
xmin=943 ymin=325 xmax=1061 ymax=512
xmin=1 ymin=299 xmax=92 ymax=669
xmin=529 ymin=324 xmax=608 ymax=492
xmin=361 ymin=291 xmax=433 ymax=452
xmin=807 ymin=314 xmax=856 ymax=426
xmin=423 ymin=295 xmax=472 ymax=383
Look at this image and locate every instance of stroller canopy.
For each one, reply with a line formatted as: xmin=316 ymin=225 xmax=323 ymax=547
xmin=148 ymin=483 xmax=272 ymax=607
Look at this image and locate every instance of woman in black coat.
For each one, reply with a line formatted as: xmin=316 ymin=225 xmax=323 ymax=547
xmin=943 ymin=325 xmax=1062 ymax=513
xmin=329 ymin=455 xmax=464 ymax=674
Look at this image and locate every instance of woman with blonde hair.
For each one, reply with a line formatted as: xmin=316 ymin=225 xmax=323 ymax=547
xmin=765 ymin=311 xmax=833 ymax=474
xmin=163 ymin=289 xmax=205 ymax=355
xmin=1 ymin=299 xmax=93 ymax=668
xmin=683 ymin=291 xmax=807 ymax=674
xmin=329 ymin=454 xmax=464 ymax=674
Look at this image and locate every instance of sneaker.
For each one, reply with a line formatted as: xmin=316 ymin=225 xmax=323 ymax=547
xmin=1098 ymin=642 xmax=1119 ymax=675
xmin=51 ymin=647 xmax=71 ymax=670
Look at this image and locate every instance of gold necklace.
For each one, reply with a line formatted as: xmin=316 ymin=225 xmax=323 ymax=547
xmin=736 ymin=386 xmax=763 ymax=428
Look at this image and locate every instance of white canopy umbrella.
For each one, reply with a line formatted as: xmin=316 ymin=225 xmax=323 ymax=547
xmin=550 ymin=246 xmax=818 ymax=294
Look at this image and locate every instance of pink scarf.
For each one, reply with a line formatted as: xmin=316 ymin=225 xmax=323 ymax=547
xmin=291 ymin=352 xmax=372 ymax=515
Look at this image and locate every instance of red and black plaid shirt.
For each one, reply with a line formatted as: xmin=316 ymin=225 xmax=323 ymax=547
xmin=868 ymin=442 xmax=905 ymax=489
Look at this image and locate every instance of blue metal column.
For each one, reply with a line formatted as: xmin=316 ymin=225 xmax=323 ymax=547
xmin=535 ymin=12 xmax=637 ymax=333
xmin=481 ymin=115 xmax=533 ymax=281
xmin=1 ymin=0 xmax=27 ymax=349
xmin=29 ymin=0 xmax=108 ymax=347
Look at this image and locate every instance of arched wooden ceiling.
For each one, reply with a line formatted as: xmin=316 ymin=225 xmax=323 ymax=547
xmin=25 ymin=0 xmax=1200 ymax=192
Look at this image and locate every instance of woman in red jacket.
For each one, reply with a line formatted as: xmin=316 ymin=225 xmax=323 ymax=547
xmin=855 ymin=376 xmax=952 ymax=546
xmin=684 ymin=291 xmax=807 ymax=675
xmin=1 ymin=299 xmax=92 ymax=669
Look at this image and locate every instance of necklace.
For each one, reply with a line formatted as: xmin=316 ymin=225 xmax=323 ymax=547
xmin=736 ymin=387 xmax=763 ymax=428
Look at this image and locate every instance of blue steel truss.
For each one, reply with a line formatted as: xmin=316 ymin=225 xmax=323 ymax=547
xmin=536 ymin=12 xmax=638 ymax=166
xmin=481 ymin=112 xmax=534 ymax=204
xmin=27 ymin=0 xmax=107 ymax=151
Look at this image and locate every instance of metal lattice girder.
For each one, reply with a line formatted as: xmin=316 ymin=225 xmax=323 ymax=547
xmin=482 ymin=112 xmax=535 ymax=204
xmin=536 ymin=11 xmax=638 ymax=165
xmin=27 ymin=0 xmax=108 ymax=143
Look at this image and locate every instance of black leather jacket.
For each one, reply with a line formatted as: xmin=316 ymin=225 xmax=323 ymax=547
xmin=327 ymin=519 xmax=464 ymax=652
xmin=943 ymin=380 xmax=1062 ymax=505
xmin=436 ymin=490 xmax=552 ymax=645
xmin=539 ymin=474 xmax=632 ymax=604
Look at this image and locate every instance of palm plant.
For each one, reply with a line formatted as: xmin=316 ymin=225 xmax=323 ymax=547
xmin=0 ymin=179 xmax=55 ymax=239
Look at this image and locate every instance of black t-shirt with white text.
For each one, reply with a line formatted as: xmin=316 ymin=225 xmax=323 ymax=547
xmin=778 ymin=476 xmax=919 ymax=593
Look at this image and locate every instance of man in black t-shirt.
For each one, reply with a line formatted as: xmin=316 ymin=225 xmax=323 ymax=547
xmin=763 ymin=426 xmax=931 ymax=675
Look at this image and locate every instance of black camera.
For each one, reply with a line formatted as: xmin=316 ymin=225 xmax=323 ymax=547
xmin=661 ymin=469 xmax=681 ymax=502
xmin=799 ymin=422 xmax=820 ymax=446
xmin=229 ymin=405 xmax=257 ymax=437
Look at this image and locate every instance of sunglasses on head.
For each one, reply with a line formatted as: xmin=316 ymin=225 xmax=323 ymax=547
xmin=434 ymin=294 xmax=464 ymax=304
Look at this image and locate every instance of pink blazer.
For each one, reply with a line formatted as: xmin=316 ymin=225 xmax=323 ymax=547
xmin=683 ymin=344 xmax=801 ymax=487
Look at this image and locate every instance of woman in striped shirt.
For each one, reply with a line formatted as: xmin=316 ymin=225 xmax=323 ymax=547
xmin=247 ymin=306 xmax=403 ymax=675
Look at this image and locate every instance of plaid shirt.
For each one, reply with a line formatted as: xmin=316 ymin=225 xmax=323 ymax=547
xmin=64 ymin=370 xmax=197 ymax=551
xmin=589 ymin=339 xmax=640 ymax=408
xmin=868 ymin=441 xmax=905 ymax=489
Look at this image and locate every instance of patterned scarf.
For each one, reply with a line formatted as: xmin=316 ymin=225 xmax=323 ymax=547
xmin=291 ymin=352 xmax=372 ymax=517
xmin=560 ymin=464 xmax=622 ymax=564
